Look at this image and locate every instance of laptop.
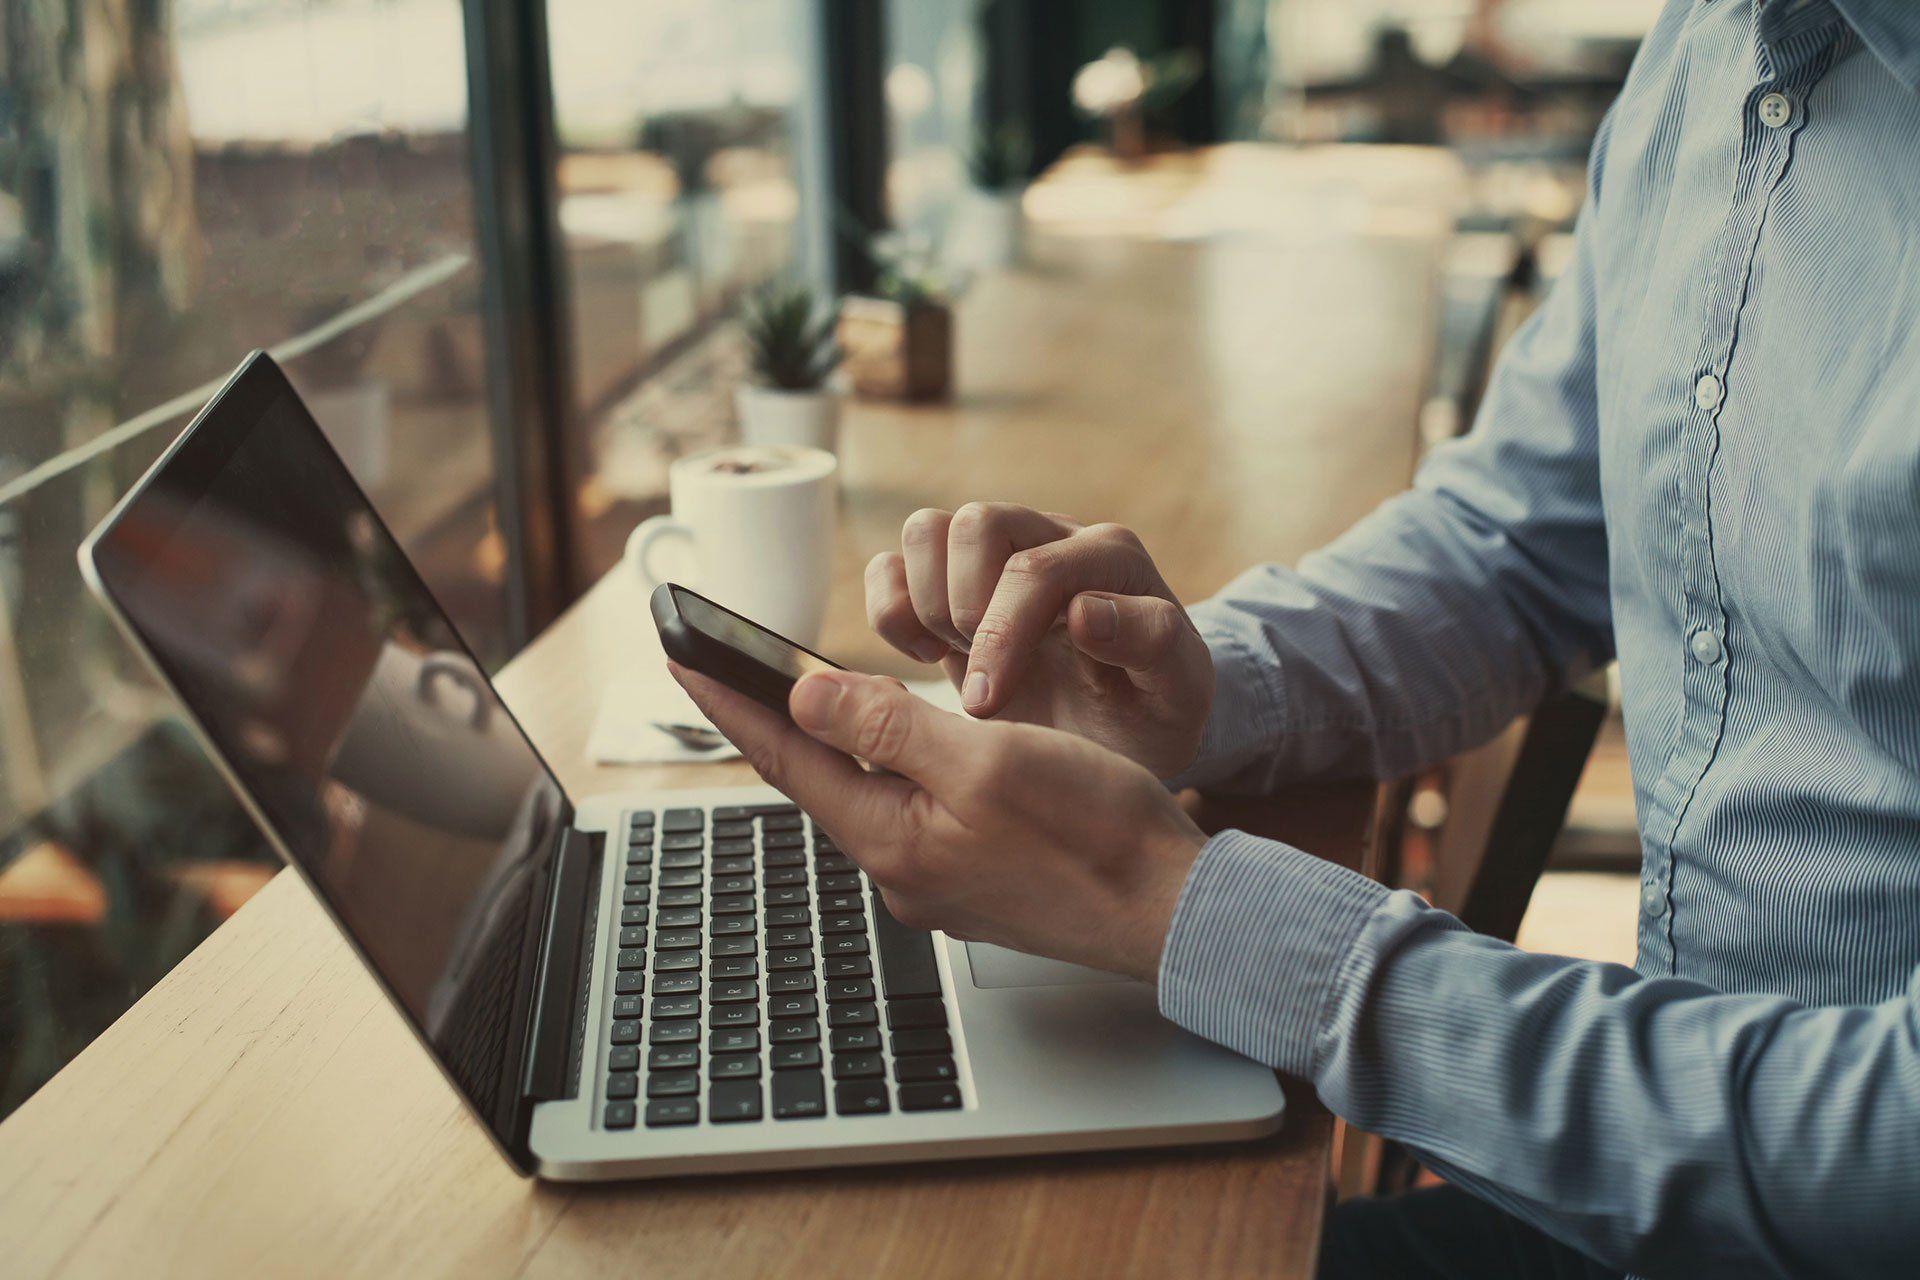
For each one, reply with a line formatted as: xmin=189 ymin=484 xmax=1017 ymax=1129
xmin=79 ymin=352 xmax=1285 ymax=1180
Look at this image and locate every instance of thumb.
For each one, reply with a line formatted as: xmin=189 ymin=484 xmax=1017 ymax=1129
xmin=1065 ymin=592 xmax=1204 ymax=693
xmin=789 ymin=670 xmax=966 ymax=783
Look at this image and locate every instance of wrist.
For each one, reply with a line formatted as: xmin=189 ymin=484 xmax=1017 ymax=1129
xmin=1116 ymin=819 xmax=1207 ymax=982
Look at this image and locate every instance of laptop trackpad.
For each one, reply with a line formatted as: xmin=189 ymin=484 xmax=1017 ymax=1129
xmin=965 ymin=942 xmax=1131 ymax=989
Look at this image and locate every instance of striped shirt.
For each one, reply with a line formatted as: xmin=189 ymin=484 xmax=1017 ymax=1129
xmin=1157 ymin=3 xmax=1920 ymax=1276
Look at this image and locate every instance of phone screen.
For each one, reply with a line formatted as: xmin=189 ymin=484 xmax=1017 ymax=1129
xmin=671 ymin=585 xmax=842 ymax=682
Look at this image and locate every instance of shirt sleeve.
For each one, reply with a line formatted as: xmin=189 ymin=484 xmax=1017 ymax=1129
xmin=1159 ymin=832 xmax=1920 ymax=1279
xmin=1170 ymin=115 xmax=1619 ymax=793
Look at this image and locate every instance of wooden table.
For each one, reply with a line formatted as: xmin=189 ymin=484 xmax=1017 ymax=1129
xmin=0 ymin=191 xmax=1437 ymax=1278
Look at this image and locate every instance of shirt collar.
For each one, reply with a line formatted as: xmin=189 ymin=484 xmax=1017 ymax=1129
xmin=1824 ymin=0 xmax=1920 ymax=91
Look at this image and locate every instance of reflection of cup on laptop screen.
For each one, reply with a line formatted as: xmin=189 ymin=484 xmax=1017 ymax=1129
xmin=625 ymin=445 xmax=837 ymax=645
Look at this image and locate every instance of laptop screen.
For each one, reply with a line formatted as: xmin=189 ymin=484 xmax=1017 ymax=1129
xmin=84 ymin=355 xmax=564 ymax=1160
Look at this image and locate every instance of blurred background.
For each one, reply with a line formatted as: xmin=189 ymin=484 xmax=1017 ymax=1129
xmin=0 ymin=0 xmax=1659 ymax=1121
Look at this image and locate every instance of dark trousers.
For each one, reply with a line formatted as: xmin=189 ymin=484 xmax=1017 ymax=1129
xmin=1318 ymin=1186 xmax=1623 ymax=1280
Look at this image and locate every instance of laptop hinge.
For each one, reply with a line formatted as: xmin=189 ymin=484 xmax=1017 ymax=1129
xmin=523 ymin=824 xmax=601 ymax=1101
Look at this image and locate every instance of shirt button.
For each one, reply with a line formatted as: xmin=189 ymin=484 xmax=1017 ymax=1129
xmin=1758 ymin=92 xmax=1793 ymax=128
xmin=1643 ymin=883 xmax=1668 ymax=918
xmin=1694 ymin=373 xmax=1723 ymax=410
xmin=1689 ymin=628 xmax=1724 ymax=665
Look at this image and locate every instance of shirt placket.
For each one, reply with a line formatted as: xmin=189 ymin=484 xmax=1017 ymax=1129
xmin=1637 ymin=7 xmax=1838 ymax=974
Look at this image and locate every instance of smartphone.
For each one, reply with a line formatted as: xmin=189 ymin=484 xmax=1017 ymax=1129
xmin=650 ymin=582 xmax=845 ymax=716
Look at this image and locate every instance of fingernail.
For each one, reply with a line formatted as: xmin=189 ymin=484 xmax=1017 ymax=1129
xmin=961 ymin=670 xmax=989 ymax=711
xmin=791 ymin=674 xmax=844 ymax=731
xmin=1083 ymin=595 xmax=1119 ymax=642
xmin=910 ymin=636 xmax=949 ymax=663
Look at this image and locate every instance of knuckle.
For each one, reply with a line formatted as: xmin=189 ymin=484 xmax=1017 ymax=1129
xmin=948 ymin=501 xmax=992 ymax=543
xmin=1003 ymin=546 xmax=1054 ymax=580
xmin=902 ymin=508 xmax=950 ymax=548
xmin=1086 ymin=521 xmax=1144 ymax=551
xmin=852 ymin=690 xmax=912 ymax=760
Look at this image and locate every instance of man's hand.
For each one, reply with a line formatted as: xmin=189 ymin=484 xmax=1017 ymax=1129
xmin=670 ymin=663 xmax=1208 ymax=980
xmin=865 ymin=503 xmax=1213 ymax=779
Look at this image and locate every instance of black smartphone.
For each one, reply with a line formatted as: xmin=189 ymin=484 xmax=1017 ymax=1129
xmin=650 ymin=582 xmax=845 ymax=716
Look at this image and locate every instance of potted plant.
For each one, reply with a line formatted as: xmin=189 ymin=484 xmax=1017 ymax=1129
xmin=1072 ymin=47 xmax=1201 ymax=162
xmin=957 ymin=123 xmax=1030 ymax=270
xmin=837 ymin=231 xmax=957 ymax=402
xmin=735 ymin=281 xmax=842 ymax=451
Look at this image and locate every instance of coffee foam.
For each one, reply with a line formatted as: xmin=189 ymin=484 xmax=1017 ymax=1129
xmin=679 ymin=445 xmax=836 ymax=485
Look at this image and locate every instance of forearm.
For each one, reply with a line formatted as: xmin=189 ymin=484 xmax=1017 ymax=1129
xmin=1160 ymin=833 xmax=1920 ymax=1277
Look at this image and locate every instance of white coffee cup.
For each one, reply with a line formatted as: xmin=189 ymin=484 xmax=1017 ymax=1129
xmin=626 ymin=445 xmax=838 ymax=645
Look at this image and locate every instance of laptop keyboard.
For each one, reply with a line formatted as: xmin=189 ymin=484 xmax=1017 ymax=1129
xmin=601 ymin=803 xmax=963 ymax=1130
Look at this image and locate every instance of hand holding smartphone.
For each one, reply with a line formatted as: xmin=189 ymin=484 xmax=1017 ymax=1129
xmin=650 ymin=582 xmax=846 ymax=717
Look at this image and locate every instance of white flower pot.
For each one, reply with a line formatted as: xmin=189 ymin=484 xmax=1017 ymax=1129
xmin=735 ymin=384 xmax=842 ymax=452
xmin=958 ymin=187 xmax=1025 ymax=270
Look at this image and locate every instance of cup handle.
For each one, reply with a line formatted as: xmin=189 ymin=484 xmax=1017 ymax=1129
xmin=627 ymin=515 xmax=694 ymax=591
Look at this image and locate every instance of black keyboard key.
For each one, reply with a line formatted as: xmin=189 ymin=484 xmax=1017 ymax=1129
xmin=650 ymin=996 xmax=699 ymax=1020
xmin=768 ymin=971 xmax=816 ymax=994
xmin=653 ymin=951 xmax=699 ymax=973
xmin=817 ymin=873 xmax=861 ymax=893
xmin=766 ymin=907 xmax=811 ymax=927
xmin=872 ymin=893 xmax=943 ymax=998
xmin=762 ymin=813 xmax=804 ymax=832
xmin=823 ymin=935 xmax=870 ymax=957
xmin=769 ymin=993 xmax=818 ymax=1019
xmin=894 ymin=1056 xmax=957 ymax=1083
xmin=630 ymin=811 xmax=656 ymax=829
xmin=710 ymin=854 xmax=753 ymax=875
xmin=709 ymin=1028 xmax=760 ymax=1054
xmin=891 ymin=1028 xmax=952 ymax=1056
xmin=661 ymin=808 xmax=704 ymax=833
xmin=766 ymin=886 xmax=809 ymax=907
xmin=822 ymin=915 xmax=867 ymax=935
xmin=615 ymin=972 xmax=646 ymax=995
xmin=768 ymin=949 xmax=812 ymax=971
xmin=709 ymin=917 xmax=755 ymax=938
xmin=648 ymin=1021 xmax=698 ymax=1044
xmin=769 ymin=1018 xmax=820 ymax=1043
xmin=656 ymin=930 xmax=701 ymax=951
xmin=823 ymin=956 xmax=872 ymax=979
xmin=623 ymin=867 xmax=650 ymax=886
xmin=832 ymin=1052 xmax=884 ymax=1079
xmin=608 ymin=1045 xmax=640 ymax=1072
xmin=710 ymin=1079 xmax=763 ymax=1123
xmin=771 ymin=1044 xmax=823 ymax=1070
xmin=645 ymin=1098 xmax=699 ymax=1127
xmin=649 ymin=1044 xmax=699 ymax=1071
xmin=710 ymin=980 xmax=759 ymax=1004
xmin=660 ymin=831 xmax=705 ymax=852
xmin=712 ymin=875 xmax=755 ymax=896
xmin=827 ymin=1002 xmax=878 ymax=1028
xmin=834 ymin=1080 xmax=890 ymax=1115
xmin=763 ymin=867 xmax=806 ymax=888
xmin=773 ymin=1070 xmax=827 ymax=1119
xmin=709 ymin=1053 xmax=761 ymax=1081
xmin=768 ymin=928 xmax=814 ymax=949
xmin=656 ymin=908 xmax=700 ymax=929
xmin=651 ymin=973 xmax=699 ymax=996
xmin=621 ymin=906 xmax=648 ymax=927
xmin=827 ymin=979 xmax=875 ymax=1003
xmin=752 ymin=803 xmax=800 ymax=818
xmin=605 ymin=1101 xmax=638 ymax=1128
xmin=647 ymin=1070 xmax=700 ymax=1098
xmin=626 ymin=845 xmax=653 ymax=866
xmin=613 ymin=994 xmax=643 ymax=1020
xmin=615 ymin=948 xmax=647 ymax=970
xmin=712 ymin=820 xmax=754 ymax=839
xmin=710 ymin=1004 xmax=760 ymax=1028
xmin=623 ymin=885 xmax=650 ymax=905
xmin=763 ymin=831 xmax=805 ymax=850
xmin=660 ymin=848 xmax=703 ymax=867
xmin=710 ymin=936 xmax=756 ymax=958
xmin=659 ymin=869 xmax=703 ymax=889
xmin=657 ymin=887 xmax=702 ymax=909
xmin=619 ymin=927 xmax=649 ymax=948
xmin=610 ymin=1020 xmax=641 ymax=1044
xmin=762 ymin=849 xmax=807 ymax=869
xmin=886 ymin=998 xmax=948 ymax=1030
xmin=815 ymin=854 xmax=857 ymax=874
xmin=830 ymin=1026 xmax=881 ymax=1053
xmin=711 ymin=805 xmax=754 ymax=822
xmin=606 ymin=1073 xmax=638 ymax=1100
xmin=898 ymin=1082 xmax=963 ymax=1112
xmin=710 ymin=957 xmax=758 ymax=979
xmin=710 ymin=896 xmax=756 ymax=916
xmin=818 ymin=893 xmax=862 ymax=914
xmin=711 ymin=839 xmax=755 ymax=857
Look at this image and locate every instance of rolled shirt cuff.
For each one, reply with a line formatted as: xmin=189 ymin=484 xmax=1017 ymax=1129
xmin=1157 ymin=828 xmax=1390 ymax=1077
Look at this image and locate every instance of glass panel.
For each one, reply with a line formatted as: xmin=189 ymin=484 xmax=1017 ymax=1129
xmin=0 ymin=0 xmax=503 ymax=1120
xmin=545 ymin=0 xmax=817 ymax=575
xmin=886 ymin=0 xmax=984 ymax=237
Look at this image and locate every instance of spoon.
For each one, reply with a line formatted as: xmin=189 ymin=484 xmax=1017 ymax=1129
xmin=651 ymin=721 xmax=729 ymax=752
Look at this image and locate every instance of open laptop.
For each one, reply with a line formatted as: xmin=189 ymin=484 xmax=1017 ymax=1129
xmin=79 ymin=352 xmax=1284 ymax=1180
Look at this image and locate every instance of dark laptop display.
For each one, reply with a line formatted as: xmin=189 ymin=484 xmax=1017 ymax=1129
xmin=83 ymin=354 xmax=565 ymax=1162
